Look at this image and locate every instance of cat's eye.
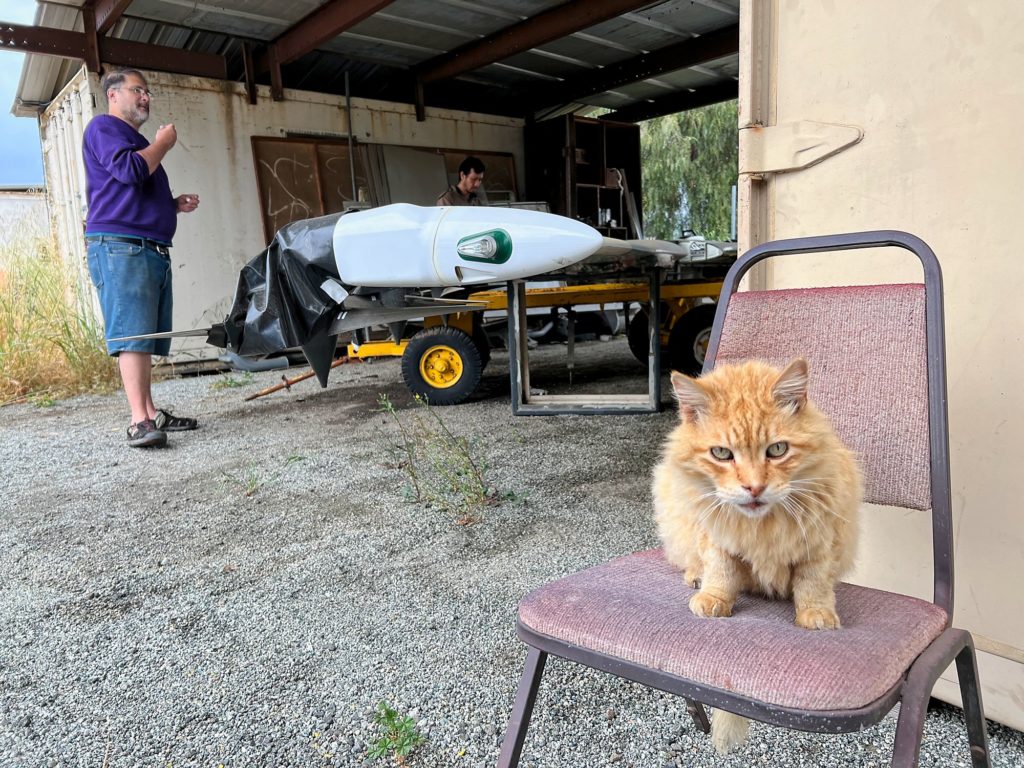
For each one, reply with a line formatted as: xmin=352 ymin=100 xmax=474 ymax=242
xmin=766 ymin=441 xmax=789 ymax=458
xmin=710 ymin=446 xmax=733 ymax=461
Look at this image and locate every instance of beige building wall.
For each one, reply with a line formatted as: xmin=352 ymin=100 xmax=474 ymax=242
xmin=739 ymin=1 xmax=1024 ymax=728
xmin=40 ymin=67 xmax=525 ymax=362
xmin=0 ymin=188 xmax=49 ymax=249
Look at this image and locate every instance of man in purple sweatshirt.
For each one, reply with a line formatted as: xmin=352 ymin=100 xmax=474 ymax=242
xmin=83 ymin=69 xmax=200 ymax=448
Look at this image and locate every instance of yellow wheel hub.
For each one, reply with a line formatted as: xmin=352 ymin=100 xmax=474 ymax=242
xmin=419 ymin=344 xmax=464 ymax=389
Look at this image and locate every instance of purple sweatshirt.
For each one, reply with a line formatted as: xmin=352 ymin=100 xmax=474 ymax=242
xmin=83 ymin=114 xmax=177 ymax=244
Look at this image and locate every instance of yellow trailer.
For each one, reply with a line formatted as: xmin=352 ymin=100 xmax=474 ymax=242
xmin=347 ymin=280 xmax=724 ymax=405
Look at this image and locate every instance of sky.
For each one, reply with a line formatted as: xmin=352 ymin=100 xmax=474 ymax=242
xmin=0 ymin=0 xmax=45 ymax=186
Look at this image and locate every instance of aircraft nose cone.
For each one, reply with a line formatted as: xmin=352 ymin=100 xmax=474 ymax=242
xmin=436 ymin=206 xmax=603 ymax=284
xmin=332 ymin=204 xmax=605 ymax=288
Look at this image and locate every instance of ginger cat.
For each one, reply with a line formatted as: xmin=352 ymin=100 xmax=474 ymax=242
xmin=652 ymin=358 xmax=862 ymax=754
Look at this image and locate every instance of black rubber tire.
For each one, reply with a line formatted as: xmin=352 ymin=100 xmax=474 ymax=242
xmin=666 ymin=303 xmax=717 ymax=376
xmin=401 ymin=326 xmax=482 ymax=406
xmin=471 ymin=315 xmax=491 ymax=369
xmin=627 ymin=307 xmax=658 ymax=366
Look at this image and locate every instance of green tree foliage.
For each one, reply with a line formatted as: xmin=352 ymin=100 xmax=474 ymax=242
xmin=640 ymin=100 xmax=738 ymax=240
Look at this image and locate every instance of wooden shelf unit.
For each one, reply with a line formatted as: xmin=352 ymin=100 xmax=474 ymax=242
xmin=525 ymin=115 xmax=642 ymax=239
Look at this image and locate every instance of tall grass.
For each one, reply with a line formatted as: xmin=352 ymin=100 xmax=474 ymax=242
xmin=0 ymin=229 xmax=119 ymax=405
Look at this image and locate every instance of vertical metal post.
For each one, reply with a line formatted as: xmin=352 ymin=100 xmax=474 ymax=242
xmin=507 ymin=281 xmax=531 ymax=414
xmin=647 ymin=269 xmax=662 ymax=410
xmin=737 ymin=0 xmax=774 ymax=288
xmin=242 ymin=42 xmax=258 ymax=105
xmin=566 ymin=308 xmax=575 ymax=386
xmin=268 ymin=44 xmax=284 ymax=102
xmin=345 ymin=72 xmax=357 ymax=204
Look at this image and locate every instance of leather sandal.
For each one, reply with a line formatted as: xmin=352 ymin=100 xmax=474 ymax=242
xmin=154 ymin=409 xmax=199 ymax=432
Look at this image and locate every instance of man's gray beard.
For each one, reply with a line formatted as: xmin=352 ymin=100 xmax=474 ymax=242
xmin=128 ymin=106 xmax=149 ymax=127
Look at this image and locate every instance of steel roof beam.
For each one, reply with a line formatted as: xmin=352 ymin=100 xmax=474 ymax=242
xmin=601 ymin=79 xmax=737 ymax=122
xmin=82 ymin=6 xmax=101 ymax=73
xmin=529 ymin=23 xmax=738 ymax=111
xmin=0 ymin=22 xmax=227 ymax=80
xmin=89 ymin=0 xmax=134 ymax=35
xmin=416 ymin=0 xmax=660 ymax=84
xmin=264 ymin=0 xmax=397 ymax=68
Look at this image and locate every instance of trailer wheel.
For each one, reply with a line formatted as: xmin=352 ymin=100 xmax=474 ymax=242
xmin=402 ymin=326 xmax=482 ymax=406
xmin=627 ymin=307 xmax=659 ymax=366
xmin=472 ymin=315 xmax=491 ymax=369
xmin=666 ymin=303 xmax=717 ymax=376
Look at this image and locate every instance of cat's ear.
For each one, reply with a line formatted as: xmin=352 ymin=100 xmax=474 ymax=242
xmin=772 ymin=358 xmax=809 ymax=412
xmin=671 ymin=371 xmax=709 ymax=422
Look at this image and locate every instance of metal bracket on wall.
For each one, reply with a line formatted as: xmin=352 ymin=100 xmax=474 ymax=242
xmin=739 ymin=120 xmax=864 ymax=178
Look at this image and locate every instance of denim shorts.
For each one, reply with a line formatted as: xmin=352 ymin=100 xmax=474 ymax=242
xmin=86 ymin=238 xmax=173 ymax=356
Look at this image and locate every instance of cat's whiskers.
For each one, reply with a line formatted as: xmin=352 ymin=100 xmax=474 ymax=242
xmin=787 ymin=486 xmax=833 ymax=510
xmin=789 ymin=478 xmax=831 ymax=493
xmin=692 ymin=489 xmax=721 ymax=503
xmin=696 ymin=497 xmax=726 ymax=526
xmin=788 ymin=480 xmax=841 ymax=518
xmin=798 ymin=505 xmax=831 ymax=542
xmin=779 ymin=496 xmax=813 ymax=561
xmin=783 ymin=488 xmax=834 ymax=541
xmin=816 ymin=505 xmax=851 ymax=523
xmin=787 ymin=488 xmax=824 ymax=509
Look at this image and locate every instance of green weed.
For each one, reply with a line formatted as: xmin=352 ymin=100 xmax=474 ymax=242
xmin=209 ymin=372 xmax=255 ymax=390
xmin=221 ymin=454 xmax=305 ymax=497
xmin=367 ymin=701 xmax=423 ymax=765
xmin=0 ymin=227 xmax=118 ymax=404
xmin=377 ymin=393 xmax=500 ymax=524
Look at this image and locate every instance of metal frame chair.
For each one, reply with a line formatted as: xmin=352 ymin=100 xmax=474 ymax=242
xmin=498 ymin=231 xmax=991 ymax=767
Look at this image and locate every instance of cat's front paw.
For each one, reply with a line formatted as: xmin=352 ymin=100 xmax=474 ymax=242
xmin=690 ymin=591 xmax=733 ymax=618
xmin=795 ymin=606 xmax=841 ymax=629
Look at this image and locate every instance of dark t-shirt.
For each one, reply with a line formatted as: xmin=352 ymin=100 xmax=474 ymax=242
xmin=83 ymin=114 xmax=177 ymax=244
xmin=436 ymin=185 xmax=481 ymax=206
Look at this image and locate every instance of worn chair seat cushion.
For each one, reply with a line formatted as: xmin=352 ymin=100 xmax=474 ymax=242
xmin=518 ymin=549 xmax=949 ymax=711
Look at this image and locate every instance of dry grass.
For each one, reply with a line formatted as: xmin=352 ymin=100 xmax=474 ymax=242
xmin=0 ymin=228 xmax=119 ymax=406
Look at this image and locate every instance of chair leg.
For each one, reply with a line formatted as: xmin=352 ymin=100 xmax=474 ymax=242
xmin=892 ymin=694 xmax=928 ymax=768
xmin=685 ymin=698 xmax=711 ymax=734
xmin=893 ymin=629 xmax=992 ymax=768
xmin=497 ymin=647 xmax=548 ymax=768
xmin=954 ymin=642 xmax=991 ymax=768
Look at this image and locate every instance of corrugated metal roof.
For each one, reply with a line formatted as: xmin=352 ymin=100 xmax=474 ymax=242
xmin=13 ymin=0 xmax=738 ymax=120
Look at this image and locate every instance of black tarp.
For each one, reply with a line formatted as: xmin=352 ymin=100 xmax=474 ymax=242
xmin=222 ymin=212 xmax=347 ymax=356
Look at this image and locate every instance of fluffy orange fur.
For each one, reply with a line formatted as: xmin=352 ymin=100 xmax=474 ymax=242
xmin=653 ymin=358 xmax=862 ymax=629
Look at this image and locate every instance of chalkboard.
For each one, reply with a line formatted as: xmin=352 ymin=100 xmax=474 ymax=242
xmin=252 ymin=137 xmax=368 ymax=243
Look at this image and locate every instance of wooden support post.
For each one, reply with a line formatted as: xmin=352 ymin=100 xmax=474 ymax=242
xmin=268 ymin=44 xmax=284 ymax=102
xmin=414 ymin=76 xmax=425 ymax=122
xmin=242 ymin=42 xmax=258 ymax=105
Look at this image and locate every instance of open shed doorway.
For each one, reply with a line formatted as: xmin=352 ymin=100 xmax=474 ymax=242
xmin=639 ymin=99 xmax=739 ymax=244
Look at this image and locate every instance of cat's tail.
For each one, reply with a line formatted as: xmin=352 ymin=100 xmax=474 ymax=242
xmin=711 ymin=710 xmax=749 ymax=755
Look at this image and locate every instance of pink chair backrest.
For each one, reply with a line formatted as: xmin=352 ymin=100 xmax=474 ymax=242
xmin=713 ymin=283 xmax=931 ymax=510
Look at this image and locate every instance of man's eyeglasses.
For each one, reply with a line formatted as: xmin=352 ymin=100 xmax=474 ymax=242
xmin=118 ymin=86 xmax=153 ymax=97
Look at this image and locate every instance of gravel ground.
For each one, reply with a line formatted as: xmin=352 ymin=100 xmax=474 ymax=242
xmin=0 ymin=339 xmax=1021 ymax=768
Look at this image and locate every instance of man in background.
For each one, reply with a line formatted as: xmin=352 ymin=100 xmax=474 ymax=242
xmin=82 ymin=68 xmax=201 ymax=448
xmin=436 ymin=156 xmax=486 ymax=206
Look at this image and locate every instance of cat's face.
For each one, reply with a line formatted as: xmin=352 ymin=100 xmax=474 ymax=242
xmin=669 ymin=359 xmax=817 ymax=519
